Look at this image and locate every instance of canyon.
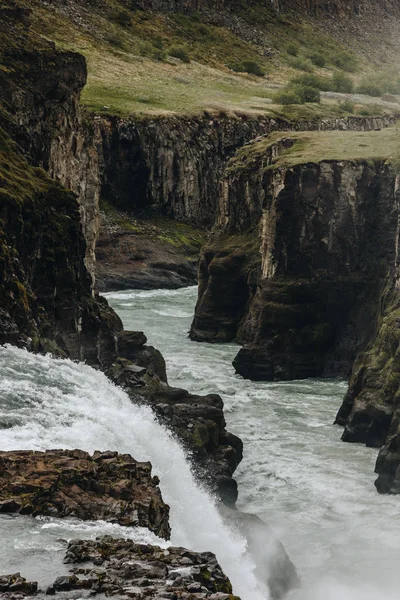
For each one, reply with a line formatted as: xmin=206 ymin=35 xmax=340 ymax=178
xmin=2 ymin=0 xmax=400 ymax=597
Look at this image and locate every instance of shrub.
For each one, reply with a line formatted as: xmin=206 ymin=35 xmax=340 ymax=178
xmin=169 ymin=45 xmax=191 ymax=63
xmin=292 ymin=85 xmax=321 ymax=103
xmin=338 ymin=100 xmax=355 ymax=113
xmin=140 ymin=42 xmax=167 ymax=61
xmin=357 ymin=78 xmax=384 ymax=97
xmin=308 ymin=52 xmax=326 ymax=68
xmin=106 ymin=33 xmax=124 ymax=49
xmin=286 ymin=43 xmax=299 ymax=56
xmin=110 ymin=9 xmax=132 ymax=27
xmin=331 ymin=71 xmax=354 ymax=93
xmin=357 ymin=69 xmax=400 ymax=97
xmin=229 ymin=60 xmax=266 ymax=77
xmin=291 ymin=73 xmax=330 ymax=91
xmin=274 ymin=90 xmax=302 ymax=105
xmin=287 ymin=56 xmax=314 ymax=72
xmin=357 ymin=103 xmax=382 ymax=116
xmin=329 ymin=49 xmax=357 ymax=72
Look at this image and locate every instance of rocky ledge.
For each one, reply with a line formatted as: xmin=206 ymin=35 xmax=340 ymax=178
xmin=0 ymin=573 xmax=37 ymax=597
xmin=0 ymin=3 xmax=242 ymax=503
xmin=0 ymin=537 xmax=239 ymax=600
xmin=109 ymin=331 xmax=243 ymax=505
xmin=52 ymin=537 xmax=237 ymax=599
xmin=0 ymin=450 xmax=170 ymax=539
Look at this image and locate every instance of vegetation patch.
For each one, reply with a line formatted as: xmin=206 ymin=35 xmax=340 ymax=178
xmin=21 ymin=0 xmax=393 ymax=117
xmin=227 ymin=126 xmax=400 ymax=173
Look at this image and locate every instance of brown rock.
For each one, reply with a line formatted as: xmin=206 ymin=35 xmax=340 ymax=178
xmin=54 ymin=536 xmax=238 ymax=599
xmin=0 ymin=450 xmax=170 ymax=539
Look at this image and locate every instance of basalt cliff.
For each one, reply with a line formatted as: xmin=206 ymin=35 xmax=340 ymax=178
xmin=190 ymin=127 xmax=400 ymax=493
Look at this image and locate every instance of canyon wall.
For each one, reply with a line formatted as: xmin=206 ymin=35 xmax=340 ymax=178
xmin=99 ymin=115 xmax=393 ymax=229
xmin=0 ymin=3 xmax=100 ymax=281
xmin=0 ymin=2 xmax=242 ymax=503
xmin=191 ymin=142 xmax=400 ymax=382
xmin=190 ymin=130 xmax=400 ymax=493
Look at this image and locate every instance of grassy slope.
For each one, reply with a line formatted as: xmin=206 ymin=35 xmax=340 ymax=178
xmin=23 ymin=0 xmax=400 ymax=118
xmin=228 ymin=126 xmax=400 ymax=172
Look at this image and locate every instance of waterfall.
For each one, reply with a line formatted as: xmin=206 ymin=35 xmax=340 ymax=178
xmin=0 ymin=344 xmax=268 ymax=600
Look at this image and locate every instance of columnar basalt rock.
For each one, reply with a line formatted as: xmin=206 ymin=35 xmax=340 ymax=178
xmin=191 ymin=133 xmax=400 ymax=381
xmin=98 ymin=115 xmax=394 ymax=230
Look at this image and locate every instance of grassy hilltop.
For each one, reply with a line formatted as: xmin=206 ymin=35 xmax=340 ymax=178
xmin=19 ymin=0 xmax=400 ymax=119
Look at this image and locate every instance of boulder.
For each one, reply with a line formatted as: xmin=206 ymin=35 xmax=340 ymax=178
xmin=0 ymin=450 xmax=170 ymax=539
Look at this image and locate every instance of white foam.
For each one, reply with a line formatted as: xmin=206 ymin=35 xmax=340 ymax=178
xmin=0 ymin=344 xmax=267 ymax=600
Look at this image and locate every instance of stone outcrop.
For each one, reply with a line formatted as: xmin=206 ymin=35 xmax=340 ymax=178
xmin=96 ymin=212 xmax=203 ymax=292
xmin=109 ymin=332 xmax=243 ymax=504
xmin=0 ymin=450 xmax=171 ymax=539
xmin=50 ymin=536 xmax=238 ymax=599
xmin=334 ymin=284 xmax=400 ymax=493
xmin=0 ymin=538 xmax=239 ymax=599
xmin=191 ymin=132 xmax=400 ymax=382
xmin=0 ymin=573 xmax=37 ymax=598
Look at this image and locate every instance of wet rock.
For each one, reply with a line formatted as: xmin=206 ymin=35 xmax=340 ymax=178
xmin=55 ymin=536 xmax=238 ymax=599
xmin=192 ymin=133 xmax=400 ymax=383
xmin=0 ymin=574 xmax=37 ymax=597
xmin=0 ymin=450 xmax=170 ymax=539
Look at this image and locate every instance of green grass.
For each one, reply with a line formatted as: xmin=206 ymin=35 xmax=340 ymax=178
xmin=228 ymin=126 xmax=400 ymax=173
xmin=99 ymin=198 xmax=207 ymax=253
xmin=22 ymin=0 xmax=395 ymax=118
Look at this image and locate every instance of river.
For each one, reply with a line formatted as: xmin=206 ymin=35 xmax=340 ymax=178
xmin=105 ymin=285 xmax=400 ymax=600
xmin=0 ymin=285 xmax=399 ymax=599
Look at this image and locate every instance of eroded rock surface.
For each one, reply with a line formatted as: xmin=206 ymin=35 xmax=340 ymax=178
xmin=192 ymin=132 xmax=400 ymax=382
xmin=110 ymin=332 xmax=243 ymax=505
xmin=0 ymin=574 xmax=37 ymax=598
xmin=0 ymin=4 xmax=242 ymax=502
xmin=0 ymin=450 xmax=170 ymax=539
xmin=48 ymin=537 xmax=238 ymax=599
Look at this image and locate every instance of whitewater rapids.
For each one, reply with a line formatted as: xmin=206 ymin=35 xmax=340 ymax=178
xmin=0 ymin=344 xmax=267 ymax=599
xmin=105 ymin=285 xmax=400 ymax=600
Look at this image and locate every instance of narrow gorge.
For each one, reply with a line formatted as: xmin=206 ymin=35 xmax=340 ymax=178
xmin=2 ymin=0 xmax=400 ymax=598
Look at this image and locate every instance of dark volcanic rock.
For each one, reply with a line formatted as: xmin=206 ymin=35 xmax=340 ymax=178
xmin=108 ymin=359 xmax=243 ymax=505
xmin=0 ymin=450 xmax=170 ymax=539
xmin=0 ymin=574 xmax=37 ymax=597
xmin=0 ymin=5 xmax=242 ymax=503
xmin=47 ymin=536 xmax=238 ymax=599
xmin=95 ymin=220 xmax=200 ymax=292
xmin=192 ymin=135 xmax=400 ymax=382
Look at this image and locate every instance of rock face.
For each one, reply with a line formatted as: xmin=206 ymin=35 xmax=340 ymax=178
xmin=0 ymin=3 xmax=242 ymax=501
xmin=0 ymin=573 xmax=37 ymax=597
xmin=191 ymin=133 xmax=400 ymax=382
xmin=50 ymin=536 xmax=238 ymax=599
xmin=99 ymin=115 xmax=393 ymax=231
xmin=0 ymin=1 xmax=99 ymax=281
xmin=109 ymin=332 xmax=243 ymax=505
xmin=95 ymin=213 xmax=204 ymax=292
xmin=335 ymin=282 xmax=400 ymax=492
xmin=0 ymin=2 xmax=121 ymax=364
xmin=0 ymin=450 xmax=171 ymax=539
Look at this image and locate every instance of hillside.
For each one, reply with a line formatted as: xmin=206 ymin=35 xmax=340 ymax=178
xmin=19 ymin=0 xmax=400 ymax=118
